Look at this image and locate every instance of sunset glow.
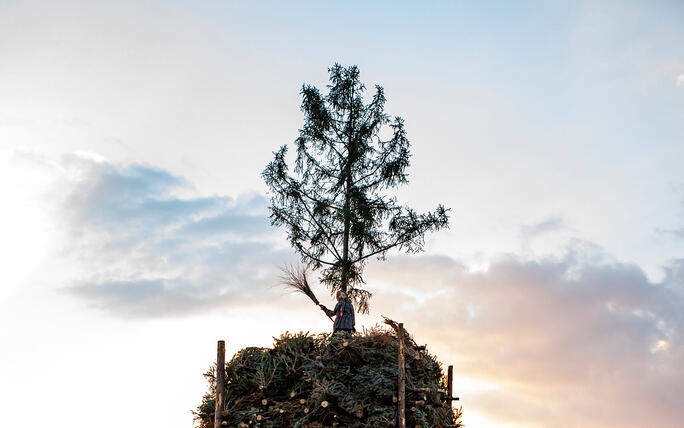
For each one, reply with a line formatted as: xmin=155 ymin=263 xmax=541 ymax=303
xmin=2 ymin=1 xmax=684 ymax=427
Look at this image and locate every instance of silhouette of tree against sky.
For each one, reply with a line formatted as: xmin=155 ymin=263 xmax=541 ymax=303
xmin=263 ymin=64 xmax=449 ymax=313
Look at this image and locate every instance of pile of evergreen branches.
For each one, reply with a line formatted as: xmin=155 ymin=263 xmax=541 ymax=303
xmin=194 ymin=326 xmax=462 ymax=428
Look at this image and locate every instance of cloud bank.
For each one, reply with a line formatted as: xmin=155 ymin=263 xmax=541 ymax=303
xmin=55 ymin=156 xmax=684 ymax=426
xmin=365 ymin=252 xmax=684 ymax=428
xmin=58 ymin=155 xmax=291 ymax=317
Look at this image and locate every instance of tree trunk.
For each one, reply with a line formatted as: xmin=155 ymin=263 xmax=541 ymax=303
xmin=341 ymin=137 xmax=352 ymax=294
xmin=341 ymin=191 xmax=350 ymax=293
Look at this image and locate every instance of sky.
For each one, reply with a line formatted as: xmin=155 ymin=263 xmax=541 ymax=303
xmin=1 ymin=1 xmax=683 ymax=427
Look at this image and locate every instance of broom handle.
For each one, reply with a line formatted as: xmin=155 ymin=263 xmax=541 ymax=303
xmin=304 ymin=288 xmax=334 ymax=323
xmin=311 ymin=296 xmax=334 ymax=323
xmin=320 ymin=303 xmax=334 ymax=323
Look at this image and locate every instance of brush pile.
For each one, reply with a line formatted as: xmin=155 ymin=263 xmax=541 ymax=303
xmin=194 ymin=325 xmax=462 ymax=428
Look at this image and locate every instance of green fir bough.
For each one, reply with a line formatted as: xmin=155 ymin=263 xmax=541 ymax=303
xmin=194 ymin=327 xmax=462 ymax=428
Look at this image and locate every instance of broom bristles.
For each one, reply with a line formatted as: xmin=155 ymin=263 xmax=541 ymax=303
xmin=280 ymin=265 xmax=334 ymax=323
xmin=280 ymin=264 xmax=319 ymax=305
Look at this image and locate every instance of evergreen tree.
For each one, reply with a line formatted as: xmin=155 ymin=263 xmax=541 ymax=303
xmin=263 ymin=64 xmax=449 ymax=313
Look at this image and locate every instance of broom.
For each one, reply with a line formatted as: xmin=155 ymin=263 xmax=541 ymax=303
xmin=280 ymin=265 xmax=333 ymax=322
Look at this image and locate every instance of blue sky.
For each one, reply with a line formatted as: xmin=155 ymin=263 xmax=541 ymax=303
xmin=1 ymin=1 xmax=684 ymax=427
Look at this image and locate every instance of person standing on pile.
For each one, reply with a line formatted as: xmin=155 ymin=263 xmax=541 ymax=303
xmin=319 ymin=291 xmax=355 ymax=333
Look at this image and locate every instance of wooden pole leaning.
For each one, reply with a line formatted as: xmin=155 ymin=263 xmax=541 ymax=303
xmin=397 ymin=323 xmax=406 ymax=428
xmin=215 ymin=340 xmax=226 ymax=428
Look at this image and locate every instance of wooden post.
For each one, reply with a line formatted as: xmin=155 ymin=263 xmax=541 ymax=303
xmin=445 ymin=364 xmax=459 ymax=403
xmin=397 ymin=323 xmax=406 ymax=428
xmin=447 ymin=365 xmax=453 ymax=405
xmin=215 ymin=340 xmax=226 ymax=428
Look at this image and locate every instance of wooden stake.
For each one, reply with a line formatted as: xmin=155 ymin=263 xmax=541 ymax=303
xmin=447 ymin=365 xmax=453 ymax=399
xmin=215 ymin=340 xmax=226 ymax=428
xmin=446 ymin=365 xmax=459 ymax=403
xmin=398 ymin=323 xmax=406 ymax=428
xmin=447 ymin=365 xmax=454 ymax=405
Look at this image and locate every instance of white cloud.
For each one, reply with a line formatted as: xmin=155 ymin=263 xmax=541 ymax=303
xmin=55 ymin=155 xmax=295 ymax=317
xmin=677 ymin=74 xmax=684 ymax=86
